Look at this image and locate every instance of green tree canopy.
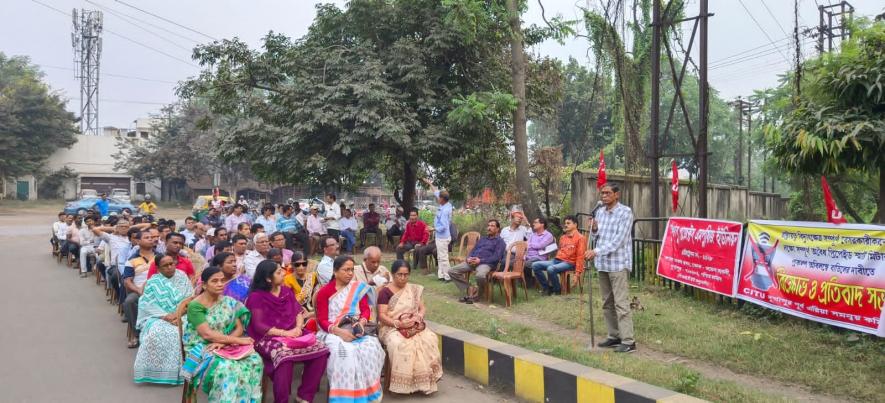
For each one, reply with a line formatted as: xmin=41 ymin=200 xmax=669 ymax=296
xmin=180 ymin=0 xmax=538 ymax=211
xmin=765 ymin=19 xmax=885 ymax=223
xmin=0 ymin=53 xmax=78 ymax=180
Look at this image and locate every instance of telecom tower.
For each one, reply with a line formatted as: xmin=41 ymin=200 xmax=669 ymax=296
xmin=71 ymin=9 xmax=103 ymax=136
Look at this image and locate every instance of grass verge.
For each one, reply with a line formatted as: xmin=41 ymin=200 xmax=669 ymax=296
xmin=407 ymin=271 xmax=884 ymax=403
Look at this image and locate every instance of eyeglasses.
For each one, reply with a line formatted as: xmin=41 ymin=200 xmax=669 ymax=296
xmin=293 ymin=262 xmax=307 ymax=267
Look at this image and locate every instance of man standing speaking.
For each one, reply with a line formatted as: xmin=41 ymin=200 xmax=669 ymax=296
xmin=585 ymin=182 xmax=636 ymax=353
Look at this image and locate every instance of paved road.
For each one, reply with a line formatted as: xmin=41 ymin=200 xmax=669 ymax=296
xmin=0 ymin=211 xmax=509 ymax=403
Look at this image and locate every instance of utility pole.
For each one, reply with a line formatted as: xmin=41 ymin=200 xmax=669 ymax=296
xmin=649 ymin=0 xmax=661 ymax=236
xmin=71 ymin=9 xmax=103 ymax=136
xmin=816 ymin=1 xmax=854 ymax=53
xmin=649 ymin=0 xmax=711 ymax=219
xmin=698 ymin=0 xmax=709 ymax=218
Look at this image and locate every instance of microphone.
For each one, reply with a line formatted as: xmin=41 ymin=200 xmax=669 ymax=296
xmin=589 ymin=200 xmax=603 ymax=218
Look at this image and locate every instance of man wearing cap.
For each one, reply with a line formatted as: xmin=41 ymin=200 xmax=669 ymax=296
xmin=137 ymin=194 xmax=157 ymax=215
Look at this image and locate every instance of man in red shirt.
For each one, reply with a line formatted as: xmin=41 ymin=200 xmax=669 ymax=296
xmin=395 ymin=208 xmax=428 ymax=269
xmin=146 ymin=232 xmax=195 ymax=283
xmin=359 ymin=203 xmax=383 ymax=248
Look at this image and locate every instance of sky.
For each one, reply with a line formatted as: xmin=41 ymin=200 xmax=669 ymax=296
xmin=3 ymin=0 xmax=883 ymax=129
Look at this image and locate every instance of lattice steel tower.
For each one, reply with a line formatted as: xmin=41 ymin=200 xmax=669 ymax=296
xmin=71 ymin=9 xmax=103 ymax=136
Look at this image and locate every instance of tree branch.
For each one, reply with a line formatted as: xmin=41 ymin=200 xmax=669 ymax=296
xmin=830 ymin=178 xmax=865 ymax=223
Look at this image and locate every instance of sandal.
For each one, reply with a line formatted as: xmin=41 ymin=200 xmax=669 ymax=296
xmin=127 ymin=339 xmax=139 ymax=349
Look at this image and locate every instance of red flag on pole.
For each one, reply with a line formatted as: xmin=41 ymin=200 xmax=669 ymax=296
xmin=671 ymin=160 xmax=679 ymax=212
xmin=821 ymin=176 xmax=847 ymax=224
xmin=597 ymin=150 xmax=607 ymax=189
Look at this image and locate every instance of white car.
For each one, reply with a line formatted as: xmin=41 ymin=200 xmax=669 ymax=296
xmin=110 ymin=188 xmax=131 ymax=203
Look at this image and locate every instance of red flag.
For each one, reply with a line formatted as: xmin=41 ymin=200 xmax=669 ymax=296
xmin=597 ymin=150 xmax=607 ymax=189
xmin=821 ymin=176 xmax=847 ymax=224
xmin=671 ymin=160 xmax=679 ymax=212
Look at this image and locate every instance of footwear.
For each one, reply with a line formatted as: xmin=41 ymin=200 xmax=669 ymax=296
xmin=458 ymin=296 xmax=471 ymax=303
xmin=464 ymin=297 xmax=475 ymax=305
xmin=614 ymin=343 xmax=636 ymax=353
xmin=597 ymin=338 xmax=621 ymax=348
xmin=127 ymin=339 xmax=139 ymax=349
xmin=79 ymin=273 xmax=88 ymax=278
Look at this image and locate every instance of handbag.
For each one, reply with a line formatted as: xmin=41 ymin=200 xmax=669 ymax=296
xmin=338 ymin=315 xmax=378 ymax=337
xmin=396 ymin=313 xmax=426 ymax=339
xmin=273 ymin=332 xmax=317 ymax=349
xmin=213 ymin=344 xmax=254 ymax=360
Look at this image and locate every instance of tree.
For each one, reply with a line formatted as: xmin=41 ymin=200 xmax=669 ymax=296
xmin=0 ymin=54 xmax=78 ymax=180
xmin=765 ymin=20 xmax=885 ymax=223
xmin=114 ymin=102 xmax=254 ymax=201
xmin=531 ymin=145 xmax=564 ymax=217
xmin=181 ymin=0 xmax=533 ymax=212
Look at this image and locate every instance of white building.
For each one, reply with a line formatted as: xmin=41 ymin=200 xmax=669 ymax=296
xmin=2 ymin=118 xmax=161 ymax=201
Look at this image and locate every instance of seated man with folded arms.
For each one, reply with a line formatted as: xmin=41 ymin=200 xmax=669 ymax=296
xmin=448 ymin=219 xmax=506 ymax=304
xmin=359 ymin=203 xmax=383 ymax=248
xmin=395 ymin=208 xmax=429 ymax=270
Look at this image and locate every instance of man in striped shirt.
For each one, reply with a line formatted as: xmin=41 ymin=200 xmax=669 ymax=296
xmin=586 ymin=182 xmax=636 ymax=353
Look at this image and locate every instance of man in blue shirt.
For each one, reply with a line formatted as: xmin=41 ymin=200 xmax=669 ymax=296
xmin=423 ymin=178 xmax=453 ymax=281
xmin=448 ymin=219 xmax=505 ymax=304
xmin=277 ymin=204 xmax=310 ymax=255
xmin=95 ymin=193 xmax=110 ymax=217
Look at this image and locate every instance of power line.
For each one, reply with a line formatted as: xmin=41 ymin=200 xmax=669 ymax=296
xmin=85 ymin=0 xmax=196 ymax=52
xmin=710 ymin=39 xmax=812 ymax=70
xmin=737 ymin=0 xmax=792 ymax=64
xmin=85 ymin=0 xmax=202 ymax=44
xmin=759 ymin=0 xmax=792 ymax=39
xmin=30 ymin=0 xmax=198 ymax=68
xmin=113 ymin=0 xmax=217 ymax=41
xmin=710 ymin=35 xmax=792 ymax=65
xmin=36 ymin=63 xmax=178 ymax=84
xmin=100 ymin=98 xmax=170 ymax=105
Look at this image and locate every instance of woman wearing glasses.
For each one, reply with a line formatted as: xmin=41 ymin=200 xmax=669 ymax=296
xmin=283 ymin=251 xmax=318 ymax=312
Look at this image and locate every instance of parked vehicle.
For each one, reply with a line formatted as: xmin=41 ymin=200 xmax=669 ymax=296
xmin=192 ymin=195 xmax=232 ymax=221
xmin=110 ymin=188 xmax=131 ymax=202
xmin=79 ymin=189 xmax=98 ymax=199
xmin=64 ymin=197 xmax=136 ymax=216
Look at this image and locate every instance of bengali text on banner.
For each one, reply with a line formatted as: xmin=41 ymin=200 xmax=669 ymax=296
xmin=656 ymin=217 xmax=744 ymax=296
xmin=735 ymin=220 xmax=885 ymax=336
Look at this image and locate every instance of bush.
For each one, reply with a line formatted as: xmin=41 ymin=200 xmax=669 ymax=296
xmin=37 ymin=168 xmax=76 ymax=199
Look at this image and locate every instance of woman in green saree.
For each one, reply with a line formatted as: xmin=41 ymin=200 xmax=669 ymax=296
xmin=182 ymin=266 xmax=263 ymax=402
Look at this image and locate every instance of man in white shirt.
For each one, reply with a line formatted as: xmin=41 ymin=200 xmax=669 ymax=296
xmin=338 ymin=208 xmax=359 ymax=253
xmin=243 ymin=232 xmax=272 ymax=279
xmin=500 ymin=212 xmax=529 ymax=250
xmin=180 ymin=216 xmax=197 ymax=246
xmin=323 ymin=193 xmax=342 ymax=240
xmin=93 ymin=219 xmax=151 ymax=301
xmin=316 ymin=236 xmax=340 ymax=286
xmin=230 ymin=234 xmax=250 ymax=275
xmin=51 ymin=212 xmax=67 ymax=255
xmin=78 ymin=216 xmax=98 ymax=277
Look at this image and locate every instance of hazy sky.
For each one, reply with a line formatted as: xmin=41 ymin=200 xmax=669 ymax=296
xmin=4 ymin=0 xmax=883 ymax=129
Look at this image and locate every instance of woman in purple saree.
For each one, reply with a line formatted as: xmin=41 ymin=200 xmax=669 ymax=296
xmin=247 ymin=260 xmax=329 ymax=403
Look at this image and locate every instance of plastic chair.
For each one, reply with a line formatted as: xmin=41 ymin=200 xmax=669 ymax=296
xmin=489 ymin=241 xmax=529 ymax=306
xmin=450 ymin=232 xmax=481 ymax=266
xmin=559 ymin=270 xmax=584 ymax=295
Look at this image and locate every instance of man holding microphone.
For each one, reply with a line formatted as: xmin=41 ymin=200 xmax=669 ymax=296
xmin=585 ymin=182 xmax=636 ymax=353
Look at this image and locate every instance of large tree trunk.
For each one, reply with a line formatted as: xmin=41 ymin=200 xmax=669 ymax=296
xmin=399 ymin=160 xmax=417 ymax=213
xmin=506 ymin=0 xmax=541 ymax=221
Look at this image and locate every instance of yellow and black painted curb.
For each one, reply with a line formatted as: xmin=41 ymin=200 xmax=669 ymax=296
xmin=430 ymin=321 xmax=706 ymax=403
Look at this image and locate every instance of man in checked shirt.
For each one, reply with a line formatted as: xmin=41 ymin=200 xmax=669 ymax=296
xmin=585 ymin=182 xmax=636 ymax=353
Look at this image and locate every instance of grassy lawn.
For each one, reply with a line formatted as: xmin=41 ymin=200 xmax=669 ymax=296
xmin=402 ymin=267 xmax=884 ymax=403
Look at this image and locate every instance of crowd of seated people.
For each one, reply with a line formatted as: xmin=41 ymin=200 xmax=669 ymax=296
xmin=50 ymin=197 xmax=444 ymax=402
